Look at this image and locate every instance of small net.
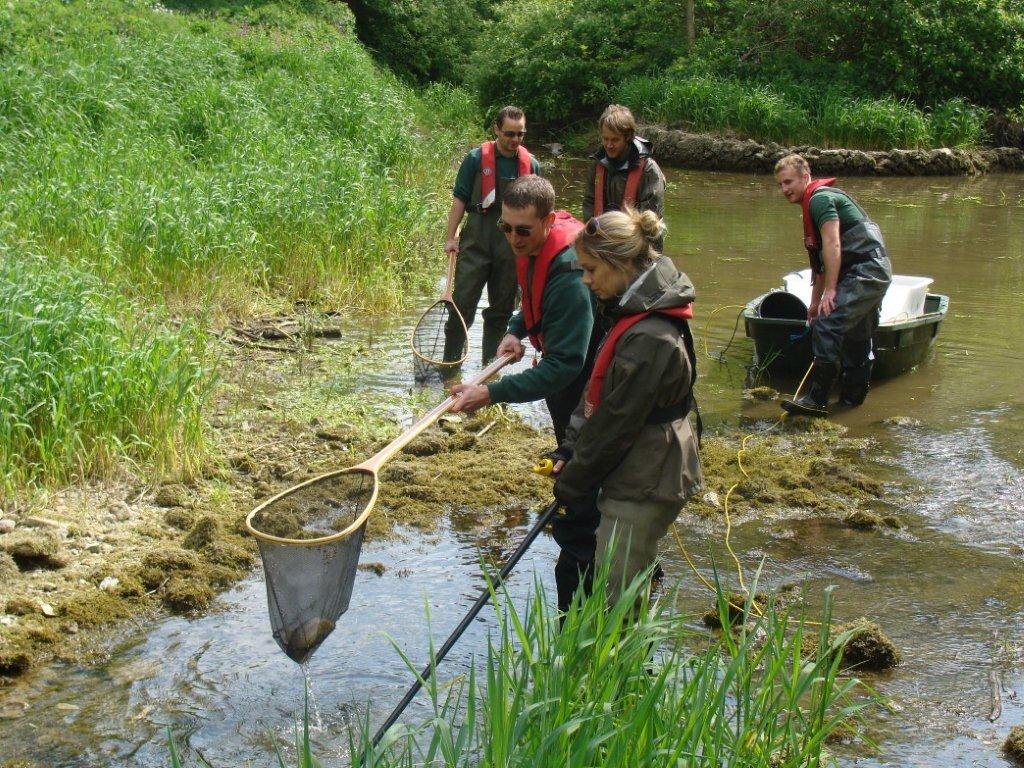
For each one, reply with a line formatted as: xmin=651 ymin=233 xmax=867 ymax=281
xmin=412 ymin=299 xmax=468 ymax=382
xmin=247 ymin=470 xmax=375 ymax=664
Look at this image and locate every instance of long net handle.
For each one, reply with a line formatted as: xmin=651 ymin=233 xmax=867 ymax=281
xmin=362 ymin=353 xmax=514 ymax=473
xmin=441 ymin=250 xmax=458 ymax=301
xmin=367 ymin=498 xmax=561 ymax=752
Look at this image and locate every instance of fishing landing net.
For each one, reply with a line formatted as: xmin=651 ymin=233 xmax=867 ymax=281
xmin=246 ymin=470 xmax=375 ymax=664
xmin=412 ymin=252 xmax=468 ymax=383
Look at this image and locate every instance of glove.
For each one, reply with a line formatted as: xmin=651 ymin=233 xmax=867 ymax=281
xmin=548 ymin=444 xmax=573 ymax=465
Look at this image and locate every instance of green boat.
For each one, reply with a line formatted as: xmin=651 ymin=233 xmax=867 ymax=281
xmin=743 ymin=274 xmax=949 ymax=379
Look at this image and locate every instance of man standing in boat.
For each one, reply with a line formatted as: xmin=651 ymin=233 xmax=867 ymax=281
xmin=443 ymin=106 xmax=542 ymax=365
xmin=774 ymin=154 xmax=892 ymax=416
xmin=449 ymin=175 xmax=602 ymax=614
xmin=582 ymin=104 xmax=666 ymax=252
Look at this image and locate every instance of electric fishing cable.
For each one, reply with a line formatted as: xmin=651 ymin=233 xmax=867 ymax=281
xmin=701 ymin=304 xmax=750 ymax=361
xmin=673 ymin=361 xmax=815 ymax=619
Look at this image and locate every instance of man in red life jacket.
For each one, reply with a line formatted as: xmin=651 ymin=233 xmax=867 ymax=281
xmin=450 ymin=175 xmax=602 ymax=612
xmin=775 ymin=153 xmax=893 ymax=417
xmin=582 ymin=104 xmax=666 ymax=252
xmin=443 ymin=106 xmax=541 ymax=365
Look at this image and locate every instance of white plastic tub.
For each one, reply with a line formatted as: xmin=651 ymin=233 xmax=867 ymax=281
xmin=782 ymin=269 xmax=932 ymax=323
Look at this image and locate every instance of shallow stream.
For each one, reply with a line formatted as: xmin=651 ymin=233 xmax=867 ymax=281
xmin=2 ymin=167 xmax=1023 ymax=767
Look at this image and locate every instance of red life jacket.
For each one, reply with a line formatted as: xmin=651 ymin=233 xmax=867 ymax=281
xmin=515 ymin=211 xmax=584 ymax=353
xmin=800 ymin=177 xmax=837 ymax=255
xmin=585 ymin=304 xmax=694 ymax=417
xmin=480 ymin=141 xmax=533 ymax=212
xmin=594 ymin=157 xmax=647 ymax=215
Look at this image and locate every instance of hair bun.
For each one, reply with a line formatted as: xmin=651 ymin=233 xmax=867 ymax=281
xmin=635 ymin=209 xmax=665 ymax=244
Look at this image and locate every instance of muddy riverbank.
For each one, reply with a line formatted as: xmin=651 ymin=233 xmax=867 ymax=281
xmin=0 ymin=331 xmax=887 ymax=681
xmin=642 ymin=125 xmax=1024 ymax=175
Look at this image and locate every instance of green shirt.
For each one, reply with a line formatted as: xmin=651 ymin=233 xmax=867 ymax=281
xmin=808 ymin=188 xmax=868 ymax=232
xmin=487 ymin=245 xmax=595 ymax=404
xmin=452 ymin=146 xmax=542 ymax=203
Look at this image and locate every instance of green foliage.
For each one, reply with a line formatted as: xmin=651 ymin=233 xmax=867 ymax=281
xmin=346 ymin=0 xmax=488 ymax=84
xmin=471 ymin=0 xmax=681 ymax=126
xmin=619 ymin=74 xmax=990 ymax=149
xmin=693 ymin=0 xmax=1024 ymax=112
xmin=0 ymin=253 xmax=213 ymax=494
xmin=0 ymin=0 xmax=465 ymax=311
xmin=355 ymin=563 xmax=871 ymax=766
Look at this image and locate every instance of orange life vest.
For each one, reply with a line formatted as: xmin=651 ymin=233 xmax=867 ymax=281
xmin=585 ymin=304 xmax=695 ymax=418
xmin=480 ymin=141 xmax=533 ymax=212
xmin=800 ymin=177 xmax=838 ymax=255
xmin=594 ymin=157 xmax=646 ymax=215
xmin=515 ymin=211 xmax=584 ymax=353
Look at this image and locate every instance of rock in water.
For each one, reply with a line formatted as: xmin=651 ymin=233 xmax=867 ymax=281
xmin=281 ymin=618 xmax=337 ymax=664
xmin=1005 ymin=725 xmax=1024 ymax=765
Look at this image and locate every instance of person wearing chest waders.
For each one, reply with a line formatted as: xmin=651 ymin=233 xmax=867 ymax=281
xmin=444 ymin=106 xmax=542 ymax=366
xmin=775 ymin=154 xmax=893 ymax=417
xmin=582 ymin=104 xmax=667 ymax=253
xmin=450 ymin=175 xmax=605 ymax=613
xmin=550 ymin=209 xmax=703 ymax=604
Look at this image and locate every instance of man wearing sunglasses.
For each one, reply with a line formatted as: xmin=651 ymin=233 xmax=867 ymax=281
xmin=451 ymin=175 xmax=602 ymax=613
xmin=443 ymin=105 xmax=542 ymax=365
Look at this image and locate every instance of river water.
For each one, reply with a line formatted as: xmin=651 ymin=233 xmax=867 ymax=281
xmin=1 ymin=167 xmax=1022 ymax=767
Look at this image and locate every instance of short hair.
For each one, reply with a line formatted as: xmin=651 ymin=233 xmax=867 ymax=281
xmin=503 ymin=175 xmax=555 ymax=219
xmin=774 ymin=153 xmax=811 ymax=176
xmin=598 ymin=104 xmax=637 ymax=140
xmin=576 ymin=208 xmax=664 ymax=271
xmin=494 ymin=105 xmax=525 ymax=129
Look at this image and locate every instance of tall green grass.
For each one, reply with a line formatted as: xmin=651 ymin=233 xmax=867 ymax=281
xmin=619 ymin=74 xmax=989 ymax=150
xmin=0 ymin=252 xmax=213 ymax=494
xmin=0 ymin=0 xmax=466 ymax=312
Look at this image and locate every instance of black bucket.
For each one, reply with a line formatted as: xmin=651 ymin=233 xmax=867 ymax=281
xmin=758 ymin=291 xmax=807 ymax=320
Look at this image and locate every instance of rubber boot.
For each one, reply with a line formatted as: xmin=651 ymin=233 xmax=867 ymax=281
xmin=839 ymin=362 xmax=872 ymax=407
xmin=481 ymin=321 xmax=506 ymax=366
xmin=781 ymin=360 xmax=836 ymax=418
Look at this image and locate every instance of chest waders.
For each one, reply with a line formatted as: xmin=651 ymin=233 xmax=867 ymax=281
xmin=444 ymin=151 xmax=530 ymax=364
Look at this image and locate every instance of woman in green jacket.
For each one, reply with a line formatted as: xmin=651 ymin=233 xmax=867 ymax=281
xmin=552 ymin=208 xmax=703 ymax=604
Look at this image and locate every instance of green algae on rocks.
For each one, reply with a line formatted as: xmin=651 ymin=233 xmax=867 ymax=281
xmin=1005 ymin=725 xmax=1024 ymax=765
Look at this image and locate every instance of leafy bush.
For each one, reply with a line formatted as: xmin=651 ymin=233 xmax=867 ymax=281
xmin=346 ymin=0 xmax=488 ymax=84
xmin=0 ymin=254 xmax=213 ymax=493
xmin=471 ymin=0 xmax=680 ymax=126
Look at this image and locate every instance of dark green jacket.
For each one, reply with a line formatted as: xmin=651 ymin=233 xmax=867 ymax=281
xmin=486 ymin=245 xmax=595 ymax=404
xmin=583 ymin=137 xmax=666 ymax=252
xmin=556 ymin=256 xmax=702 ymax=506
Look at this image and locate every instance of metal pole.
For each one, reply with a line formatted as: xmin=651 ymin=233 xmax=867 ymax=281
xmin=368 ymin=499 xmax=561 ymax=750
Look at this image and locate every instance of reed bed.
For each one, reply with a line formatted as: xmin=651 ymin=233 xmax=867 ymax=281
xmin=619 ymin=74 xmax=989 ymax=150
xmin=0 ymin=253 xmax=213 ymax=495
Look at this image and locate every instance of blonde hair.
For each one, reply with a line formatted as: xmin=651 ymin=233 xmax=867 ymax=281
xmin=576 ymin=208 xmax=664 ymax=272
xmin=774 ymin=153 xmax=811 ymax=176
xmin=598 ymin=104 xmax=637 ymax=140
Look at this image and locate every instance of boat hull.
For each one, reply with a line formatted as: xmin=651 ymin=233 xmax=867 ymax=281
xmin=743 ymin=293 xmax=949 ymax=379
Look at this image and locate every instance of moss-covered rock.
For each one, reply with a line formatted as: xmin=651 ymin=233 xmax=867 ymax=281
xmin=836 ymin=619 xmax=900 ymax=670
xmin=844 ymin=510 xmax=903 ymax=531
xmin=1004 ymin=725 xmax=1024 ymax=764
xmin=0 ymin=531 xmax=67 ymax=571
xmin=163 ymin=577 xmax=214 ymax=613
xmin=702 ymin=591 xmax=769 ymax=629
xmin=0 ymin=551 xmax=18 ymax=581
xmin=142 ymin=547 xmax=199 ymax=573
xmin=154 ymin=484 xmax=191 ymax=508
xmin=202 ymin=540 xmax=255 ymax=569
xmin=163 ymin=507 xmax=196 ymax=531
xmin=4 ymin=597 xmax=40 ymax=616
xmin=182 ymin=515 xmax=222 ymax=551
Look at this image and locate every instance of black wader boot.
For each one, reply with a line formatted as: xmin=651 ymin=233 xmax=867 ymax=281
xmin=839 ymin=361 xmax=872 ymax=407
xmin=781 ymin=360 xmax=837 ymax=418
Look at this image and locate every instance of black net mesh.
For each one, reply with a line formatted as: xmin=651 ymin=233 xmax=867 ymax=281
xmin=412 ymin=300 xmax=467 ymax=382
xmin=249 ymin=471 xmax=375 ymax=664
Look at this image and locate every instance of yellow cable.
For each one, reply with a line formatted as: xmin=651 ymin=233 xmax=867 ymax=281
xmin=673 ymin=361 xmax=817 ymax=620
xmin=701 ymin=304 xmax=750 ymax=360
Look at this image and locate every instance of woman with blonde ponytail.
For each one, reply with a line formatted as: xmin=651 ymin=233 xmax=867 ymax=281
xmin=550 ymin=207 xmax=703 ymax=605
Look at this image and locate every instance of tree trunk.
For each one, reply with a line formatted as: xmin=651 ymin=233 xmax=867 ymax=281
xmin=686 ymin=0 xmax=695 ymax=50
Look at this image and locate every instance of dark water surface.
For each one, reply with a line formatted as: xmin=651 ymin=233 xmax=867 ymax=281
xmin=2 ymin=167 xmax=1023 ymax=766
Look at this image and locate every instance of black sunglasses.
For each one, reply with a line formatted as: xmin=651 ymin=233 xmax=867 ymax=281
xmin=497 ymin=219 xmax=534 ymax=237
xmin=500 ymin=130 xmax=527 ymax=138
